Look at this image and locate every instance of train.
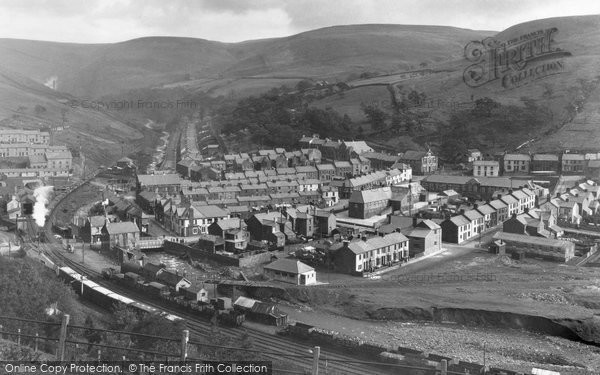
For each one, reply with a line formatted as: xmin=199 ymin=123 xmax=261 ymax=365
xmin=105 ymin=269 xmax=245 ymax=327
xmin=55 ymin=265 xmax=184 ymax=324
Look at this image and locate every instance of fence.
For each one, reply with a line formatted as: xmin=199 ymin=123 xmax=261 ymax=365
xmin=0 ymin=314 xmax=474 ymax=374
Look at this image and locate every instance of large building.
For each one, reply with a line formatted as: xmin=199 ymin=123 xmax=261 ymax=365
xmin=420 ymin=175 xmax=533 ymax=201
xmin=473 ymin=160 xmax=499 ymax=177
xmin=531 ymin=154 xmax=560 ymax=174
xmin=45 ymin=150 xmax=72 ymax=171
xmin=403 ymin=219 xmax=442 ymax=257
xmin=561 ymin=153 xmax=587 ymax=174
xmin=503 ymin=154 xmax=531 ymax=175
xmin=492 ymin=232 xmax=575 ymax=262
xmin=398 ymin=150 xmax=437 ymax=175
xmin=0 ymin=129 xmax=49 ymax=144
xmin=348 ymin=187 xmax=393 ymax=219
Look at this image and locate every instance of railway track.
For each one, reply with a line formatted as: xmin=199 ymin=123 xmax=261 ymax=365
xmin=40 ymin=244 xmax=391 ymax=375
xmin=35 ymin=168 xmax=396 ymax=374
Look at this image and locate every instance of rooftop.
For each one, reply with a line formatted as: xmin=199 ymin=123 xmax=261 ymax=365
xmin=493 ymin=231 xmax=574 ymax=249
xmin=263 ymin=259 xmax=314 ymax=274
xmin=106 ymin=221 xmax=139 ymax=235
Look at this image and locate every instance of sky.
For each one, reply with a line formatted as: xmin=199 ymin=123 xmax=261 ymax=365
xmin=1 ymin=0 xmax=599 ymax=44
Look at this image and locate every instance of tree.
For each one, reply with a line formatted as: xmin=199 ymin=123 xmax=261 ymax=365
xmin=472 ymin=97 xmax=499 ymax=117
xmin=362 ymin=104 xmax=388 ymax=130
xmin=296 ymin=79 xmax=315 ymax=92
xmin=34 ymin=105 xmax=47 ymax=116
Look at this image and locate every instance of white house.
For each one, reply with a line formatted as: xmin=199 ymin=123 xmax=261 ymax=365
xmin=263 ymin=259 xmax=317 ymax=285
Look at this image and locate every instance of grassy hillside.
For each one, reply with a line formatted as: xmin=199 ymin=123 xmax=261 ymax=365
xmin=0 ymin=25 xmax=493 ymax=98
xmin=0 ymin=67 xmax=145 ymax=168
xmin=307 ymin=15 xmax=600 ymax=155
xmin=1 ymin=16 xmax=599 ymax=162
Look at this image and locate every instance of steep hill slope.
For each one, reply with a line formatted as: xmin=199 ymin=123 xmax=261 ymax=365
xmin=0 ymin=67 xmax=144 ymax=167
xmin=0 ymin=25 xmax=493 ymax=98
xmin=307 ymin=15 xmax=600 ymax=154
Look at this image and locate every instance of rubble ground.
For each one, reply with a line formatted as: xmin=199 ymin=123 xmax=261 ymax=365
xmin=284 ymin=251 xmax=600 ymax=374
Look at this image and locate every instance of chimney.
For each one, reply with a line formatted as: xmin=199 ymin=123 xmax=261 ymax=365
xmin=497 ymin=194 xmax=502 ymax=200
xmin=361 ymin=235 xmax=367 ymax=242
xmin=412 ymin=215 xmax=418 ymax=228
xmin=511 ymin=213 xmax=517 ymax=219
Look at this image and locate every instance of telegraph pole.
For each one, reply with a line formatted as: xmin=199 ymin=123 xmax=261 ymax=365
xmin=311 ymin=346 xmax=320 ymax=375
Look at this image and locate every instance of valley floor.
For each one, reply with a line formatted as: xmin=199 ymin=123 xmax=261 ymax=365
xmin=282 ymin=248 xmax=600 ymax=374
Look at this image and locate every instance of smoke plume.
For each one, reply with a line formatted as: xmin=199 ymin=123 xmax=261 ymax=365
xmin=44 ymin=76 xmax=58 ymax=90
xmin=33 ymin=186 xmax=54 ymax=227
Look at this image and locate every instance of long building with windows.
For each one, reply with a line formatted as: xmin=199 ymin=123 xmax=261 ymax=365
xmin=0 ymin=129 xmax=49 ymax=144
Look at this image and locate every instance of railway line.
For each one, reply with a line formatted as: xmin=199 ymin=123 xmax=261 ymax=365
xmin=31 ymin=162 xmax=396 ymax=374
xmin=37 ymin=185 xmax=389 ymax=374
xmin=41 ymin=244 xmax=389 ymax=375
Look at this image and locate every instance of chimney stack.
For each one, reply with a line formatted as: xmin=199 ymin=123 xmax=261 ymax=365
xmin=412 ymin=215 xmax=418 ymax=228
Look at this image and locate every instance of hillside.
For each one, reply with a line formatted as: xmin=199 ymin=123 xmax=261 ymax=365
xmin=0 ymin=25 xmax=493 ymax=98
xmin=306 ymin=15 xmax=600 ymax=155
xmin=1 ymin=16 xmax=599 ymax=162
xmin=0 ymin=67 xmax=145 ymax=167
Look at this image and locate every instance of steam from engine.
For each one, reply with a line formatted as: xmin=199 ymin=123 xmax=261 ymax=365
xmin=33 ymin=186 xmax=54 ymax=227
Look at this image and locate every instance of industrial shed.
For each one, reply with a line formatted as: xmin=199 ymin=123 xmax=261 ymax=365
xmin=233 ymin=296 xmax=288 ymax=326
xmin=492 ymin=232 xmax=575 ymax=262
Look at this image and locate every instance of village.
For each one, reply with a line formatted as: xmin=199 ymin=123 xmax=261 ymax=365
xmin=2 ymin=117 xmax=600 ymax=373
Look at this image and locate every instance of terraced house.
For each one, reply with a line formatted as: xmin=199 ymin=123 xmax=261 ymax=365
xmin=503 ymin=154 xmax=530 ymax=174
xmin=333 ymin=232 xmax=409 ymax=275
xmin=440 ymin=215 xmax=472 ymax=244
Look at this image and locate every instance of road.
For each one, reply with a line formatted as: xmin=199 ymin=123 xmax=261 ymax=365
xmin=395 ymin=226 xmax=502 ymax=275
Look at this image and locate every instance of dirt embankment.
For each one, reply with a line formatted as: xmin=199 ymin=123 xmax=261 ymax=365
xmin=283 ymin=287 xmax=600 ymax=346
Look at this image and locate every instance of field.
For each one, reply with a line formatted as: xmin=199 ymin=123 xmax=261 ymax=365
xmin=311 ymin=85 xmax=392 ymax=122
